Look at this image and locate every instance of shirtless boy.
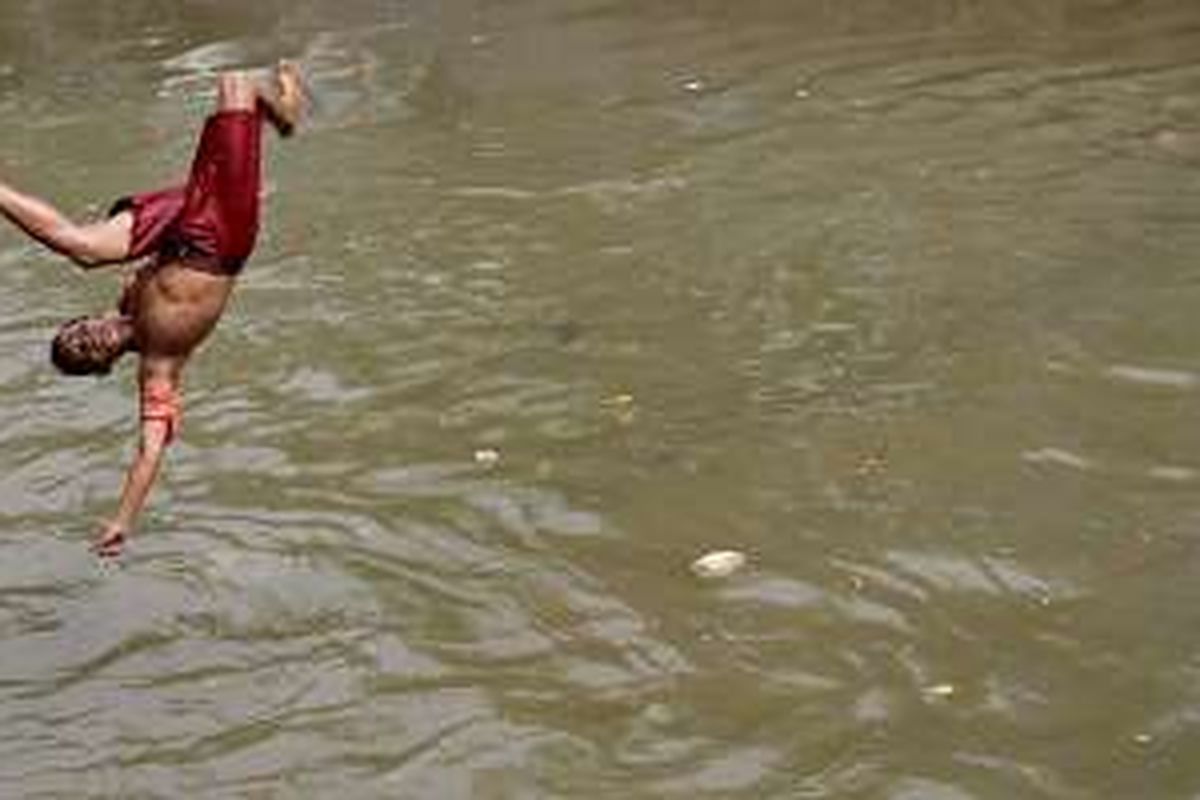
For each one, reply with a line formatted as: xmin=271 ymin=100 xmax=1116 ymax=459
xmin=0 ymin=63 xmax=305 ymax=556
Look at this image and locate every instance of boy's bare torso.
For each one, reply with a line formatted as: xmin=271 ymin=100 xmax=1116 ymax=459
xmin=124 ymin=257 xmax=235 ymax=360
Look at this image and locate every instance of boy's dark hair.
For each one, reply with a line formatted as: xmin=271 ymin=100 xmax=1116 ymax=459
xmin=50 ymin=316 xmax=117 ymax=376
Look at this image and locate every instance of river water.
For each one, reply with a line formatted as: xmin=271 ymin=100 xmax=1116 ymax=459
xmin=2 ymin=1 xmax=1200 ymax=797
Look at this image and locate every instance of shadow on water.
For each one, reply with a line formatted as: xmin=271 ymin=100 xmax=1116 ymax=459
xmin=3 ymin=0 xmax=1200 ymax=796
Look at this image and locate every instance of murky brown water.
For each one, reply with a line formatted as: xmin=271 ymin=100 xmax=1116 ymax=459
xmin=3 ymin=0 xmax=1200 ymax=796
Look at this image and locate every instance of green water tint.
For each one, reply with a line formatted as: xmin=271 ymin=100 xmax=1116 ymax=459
xmin=2 ymin=0 xmax=1200 ymax=795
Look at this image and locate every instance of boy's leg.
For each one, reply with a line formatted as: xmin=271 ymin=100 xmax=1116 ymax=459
xmin=217 ymin=63 xmax=305 ymax=137
xmin=173 ymin=63 xmax=305 ymax=268
xmin=0 ymin=62 xmax=303 ymax=268
xmin=0 ymin=181 xmax=132 ymax=267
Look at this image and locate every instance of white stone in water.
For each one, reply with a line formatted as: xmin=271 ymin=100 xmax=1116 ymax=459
xmin=690 ymin=549 xmax=747 ymax=578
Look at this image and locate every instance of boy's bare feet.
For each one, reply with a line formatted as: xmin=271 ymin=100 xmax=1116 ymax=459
xmin=268 ymin=60 xmax=307 ymax=137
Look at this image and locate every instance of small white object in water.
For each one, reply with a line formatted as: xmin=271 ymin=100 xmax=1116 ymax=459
xmin=690 ymin=549 xmax=747 ymax=578
xmin=602 ymin=392 xmax=637 ymax=425
xmin=924 ymin=683 xmax=956 ymax=698
xmin=474 ymin=448 xmax=500 ymax=467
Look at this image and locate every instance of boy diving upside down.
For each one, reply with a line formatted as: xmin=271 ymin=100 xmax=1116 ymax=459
xmin=0 ymin=63 xmax=306 ymax=556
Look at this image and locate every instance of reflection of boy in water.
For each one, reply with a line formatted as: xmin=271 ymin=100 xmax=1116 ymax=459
xmin=0 ymin=63 xmax=306 ymax=556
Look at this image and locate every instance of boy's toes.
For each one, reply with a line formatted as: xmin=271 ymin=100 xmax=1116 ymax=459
xmin=275 ymin=61 xmax=308 ymax=117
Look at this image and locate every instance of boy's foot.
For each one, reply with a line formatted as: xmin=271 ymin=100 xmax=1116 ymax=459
xmin=269 ymin=60 xmax=307 ymax=137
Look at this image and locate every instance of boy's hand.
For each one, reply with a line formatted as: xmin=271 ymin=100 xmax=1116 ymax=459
xmin=93 ymin=521 xmax=127 ymax=558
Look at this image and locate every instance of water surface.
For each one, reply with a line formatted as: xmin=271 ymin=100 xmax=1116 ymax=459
xmin=2 ymin=1 xmax=1200 ymax=796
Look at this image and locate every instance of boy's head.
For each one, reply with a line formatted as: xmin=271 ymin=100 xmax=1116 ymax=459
xmin=50 ymin=315 xmax=133 ymax=376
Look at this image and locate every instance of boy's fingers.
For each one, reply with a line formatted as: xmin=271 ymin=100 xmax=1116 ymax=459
xmin=94 ymin=542 xmax=124 ymax=559
xmin=92 ymin=525 xmax=126 ymax=558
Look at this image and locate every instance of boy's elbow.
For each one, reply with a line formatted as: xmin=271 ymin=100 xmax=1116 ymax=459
xmin=138 ymin=423 xmax=173 ymax=458
xmin=69 ymin=244 xmax=111 ymax=269
xmin=58 ymin=228 xmax=114 ymax=269
xmin=139 ymin=438 xmax=167 ymax=461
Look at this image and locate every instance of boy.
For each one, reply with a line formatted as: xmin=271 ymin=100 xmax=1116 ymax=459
xmin=0 ymin=62 xmax=306 ymax=556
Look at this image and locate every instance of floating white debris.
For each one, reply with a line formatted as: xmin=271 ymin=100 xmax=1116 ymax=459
xmin=1022 ymin=447 xmax=1091 ymax=471
xmin=1133 ymin=733 xmax=1153 ymax=745
xmin=924 ymin=684 xmax=956 ymax=698
xmin=1148 ymin=465 xmax=1196 ymax=483
xmin=603 ymin=393 xmax=637 ymax=425
xmin=1106 ymin=364 xmax=1198 ymax=390
xmin=473 ymin=448 xmax=500 ymax=467
xmin=683 ymin=78 xmax=705 ymax=92
xmin=690 ymin=550 xmax=747 ymax=579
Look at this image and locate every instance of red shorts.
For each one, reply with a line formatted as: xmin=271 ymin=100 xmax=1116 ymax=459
xmin=141 ymin=378 xmax=183 ymax=445
xmin=112 ymin=109 xmax=263 ymax=274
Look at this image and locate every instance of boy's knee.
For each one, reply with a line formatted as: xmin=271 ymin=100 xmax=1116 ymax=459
xmin=217 ymin=72 xmax=257 ymax=111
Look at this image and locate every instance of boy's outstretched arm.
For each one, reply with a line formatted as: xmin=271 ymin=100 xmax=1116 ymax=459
xmin=94 ymin=417 xmax=171 ymax=557
xmin=0 ymin=180 xmax=132 ymax=268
